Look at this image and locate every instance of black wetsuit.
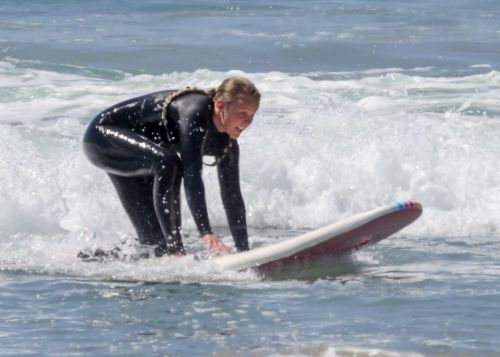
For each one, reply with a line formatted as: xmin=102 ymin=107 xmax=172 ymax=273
xmin=83 ymin=91 xmax=248 ymax=255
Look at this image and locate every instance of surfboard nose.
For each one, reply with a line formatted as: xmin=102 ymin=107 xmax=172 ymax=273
xmin=395 ymin=200 xmax=423 ymax=211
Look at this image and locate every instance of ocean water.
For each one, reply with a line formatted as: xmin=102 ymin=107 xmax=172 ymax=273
xmin=1 ymin=1 xmax=500 ymax=356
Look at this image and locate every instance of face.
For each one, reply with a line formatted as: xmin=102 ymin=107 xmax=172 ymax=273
xmin=215 ymin=97 xmax=258 ymax=139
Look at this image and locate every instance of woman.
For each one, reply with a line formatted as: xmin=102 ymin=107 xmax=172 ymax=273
xmin=83 ymin=76 xmax=260 ymax=256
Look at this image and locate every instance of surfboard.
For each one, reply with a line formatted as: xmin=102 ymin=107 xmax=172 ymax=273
xmin=212 ymin=200 xmax=422 ymax=273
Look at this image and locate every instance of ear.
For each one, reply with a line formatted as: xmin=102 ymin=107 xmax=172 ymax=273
xmin=214 ymin=98 xmax=224 ymax=110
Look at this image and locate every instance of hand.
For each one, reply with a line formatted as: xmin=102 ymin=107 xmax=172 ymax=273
xmin=202 ymin=234 xmax=231 ymax=255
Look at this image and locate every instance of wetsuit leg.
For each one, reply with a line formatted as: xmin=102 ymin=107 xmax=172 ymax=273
xmin=83 ymin=125 xmax=184 ymax=255
xmin=107 ymin=175 xmax=164 ymax=246
xmin=153 ymin=161 xmax=185 ymax=255
xmin=170 ymin=167 xmax=183 ymax=247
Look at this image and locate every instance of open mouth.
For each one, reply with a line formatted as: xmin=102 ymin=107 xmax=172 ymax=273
xmin=236 ymin=126 xmax=244 ymax=133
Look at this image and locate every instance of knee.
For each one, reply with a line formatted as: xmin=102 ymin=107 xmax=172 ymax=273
xmin=154 ymin=152 xmax=182 ymax=178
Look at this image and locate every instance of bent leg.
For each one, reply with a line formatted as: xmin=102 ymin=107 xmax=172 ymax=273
xmin=153 ymin=161 xmax=184 ymax=255
xmin=108 ymin=174 xmax=164 ymax=246
xmin=170 ymin=169 xmax=182 ymax=241
xmin=84 ymin=125 xmax=184 ymax=254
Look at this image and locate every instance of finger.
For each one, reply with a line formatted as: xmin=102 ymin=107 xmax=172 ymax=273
xmin=217 ymin=242 xmax=231 ymax=254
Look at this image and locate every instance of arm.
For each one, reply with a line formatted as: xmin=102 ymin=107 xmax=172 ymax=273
xmin=217 ymin=141 xmax=249 ymax=252
xmin=172 ymin=94 xmax=213 ymax=237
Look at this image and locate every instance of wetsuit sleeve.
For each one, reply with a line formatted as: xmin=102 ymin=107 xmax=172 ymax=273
xmin=217 ymin=141 xmax=249 ymax=251
xmin=173 ymin=95 xmax=213 ymax=237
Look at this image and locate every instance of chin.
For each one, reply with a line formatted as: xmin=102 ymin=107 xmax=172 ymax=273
xmin=228 ymin=130 xmax=241 ymax=139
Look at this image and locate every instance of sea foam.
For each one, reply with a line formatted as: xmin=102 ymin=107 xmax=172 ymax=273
xmin=1 ymin=59 xmax=499 ymax=278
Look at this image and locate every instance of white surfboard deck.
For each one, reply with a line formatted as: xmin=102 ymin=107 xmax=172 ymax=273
xmin=213 ymin=201 xmax=422 ymax=272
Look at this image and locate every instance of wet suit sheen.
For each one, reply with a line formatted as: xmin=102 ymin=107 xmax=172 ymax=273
xmin=83 ymin=91 xmax=249 ymax=255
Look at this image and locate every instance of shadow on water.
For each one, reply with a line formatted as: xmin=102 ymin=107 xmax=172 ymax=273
xmin=258 ymin=255 xmax=364 ymax=282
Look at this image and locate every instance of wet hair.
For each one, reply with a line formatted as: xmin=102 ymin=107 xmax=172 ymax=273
xmin=161 ymin=76 xmax=260 ymax=123
xmin=161 ymin=87 xmax=209 ymax=124
xmin=213 ymin=76 xmax=261 ymax=107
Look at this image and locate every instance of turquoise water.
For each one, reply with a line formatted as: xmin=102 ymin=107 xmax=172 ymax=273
xmin=1 ymin=1 xmax=500 ymax=356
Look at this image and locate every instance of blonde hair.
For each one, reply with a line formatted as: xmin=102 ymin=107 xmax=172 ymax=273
xmin=161 ymin=76 xmax=260 ymax=124
xmin=213 ymin=76 xmax=261 ymax=106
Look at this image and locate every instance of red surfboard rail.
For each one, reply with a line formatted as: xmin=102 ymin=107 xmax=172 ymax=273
xmin=256 ymin=201 xmax=422 ymax=272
